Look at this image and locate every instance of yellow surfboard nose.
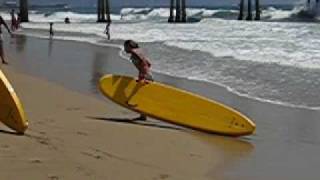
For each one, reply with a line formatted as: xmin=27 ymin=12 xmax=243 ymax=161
xmin=229 ymin=116 xmax=256 ymax=136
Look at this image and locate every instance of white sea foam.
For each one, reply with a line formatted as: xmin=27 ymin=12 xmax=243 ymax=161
xmin=16 ymin=10 xmax=320 ymax=70
xmin=22 ymin=17 xmax=320 ymax=69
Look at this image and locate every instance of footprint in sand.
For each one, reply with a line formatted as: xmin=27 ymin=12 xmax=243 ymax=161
xmin=26 ymin=134 xmax=57 ymax=150
xmin=81 ymin=151 xmax=102 ymax=160
xmin=1 ymin=144 xmax=9 ymax=149
xmin=48 ymin=174 xmax=59 ymax=180
xmin=76 ymin=166 xmax=94 ymax=177
xmin=189 ymin=153 xmax=202 ymax=158
xmin=76 ymin=131 xmax=88 ymax=136
xmin=153 ymin=174 xmax=170 ymax=180
xmin=160 ymin=174 xmax=170 ymax=179
xmin=66 ymin=107 xmax=81 ymax=111
xmin=35 ymin=118 xmax=55 ymax=125
xmin=29 ymin=158 xmax=42 ymax=164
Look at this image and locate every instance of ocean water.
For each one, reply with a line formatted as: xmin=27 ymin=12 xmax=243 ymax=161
xmin=2 ymin=3 xmax=320 ymax=110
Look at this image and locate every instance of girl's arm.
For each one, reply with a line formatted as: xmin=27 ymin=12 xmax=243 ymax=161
xmin=0 ymin=17 xmax=12 ymax=34
xmin=131 ymin=49 xmax=151 ymax=67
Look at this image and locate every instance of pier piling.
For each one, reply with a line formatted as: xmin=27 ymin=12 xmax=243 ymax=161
xmin=238 ymin=0 xmax=260 ymax=21
xmin=181 ymin=0 xmax=187 ymax=22
xmin=97 ymin=0 xmax=102 ymax=22
xmin=175 ymin=0 xmax=181 ymax=22
xmin=246 ymin=0 xmax=253 ymax=20
xmin=168 ymin=0 xmax=187 ymax=23
xmin=238 ymin=0 xmax=244 ymax=20
xmin=97 ymin=0 xmax=111 ymax=22
xmin=168 ymin=0 xmax=174 ymax=22
xmin=105 ymin=0 xmax=111 ymax=23
xmin=255 ymin=0 xmax=260 ymax=20
xmin=306 ymin=0 xmax=320 ymax=8
xmin=101 ymin=0 xmax=106 ymax=22
xmin=19 ymin=0 xmax=29 ymax=22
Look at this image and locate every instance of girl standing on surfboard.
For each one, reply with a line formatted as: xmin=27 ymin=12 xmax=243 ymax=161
xmin=124 ymin=40 xmax=153 ymax=120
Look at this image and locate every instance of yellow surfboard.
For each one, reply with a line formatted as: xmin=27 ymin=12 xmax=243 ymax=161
xmin=99 ymin=74 xmax=255 ymax=136
xmin=0 ymin=69 xmax=28 ymax=134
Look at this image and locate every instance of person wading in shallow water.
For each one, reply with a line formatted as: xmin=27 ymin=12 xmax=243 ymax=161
xmin=10 ymin=9 xmax=18 ymax=31
xmin=123 ymin=40 xmax=154 ymax=121
xmin=0 ymin=16 xmax=12 ymax=65
xmin=49 ymin=22 xmax=54 ymax=37
xmin=104 ymin=21 xmax=111 ymax=40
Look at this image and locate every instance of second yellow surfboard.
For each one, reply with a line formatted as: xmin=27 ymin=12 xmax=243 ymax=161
xmin=99 ymin=74 xmax=255 ymax=136
xmin=0 ymin=69 xmax=28 ymax=134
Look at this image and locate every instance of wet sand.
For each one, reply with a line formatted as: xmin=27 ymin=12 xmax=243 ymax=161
xmin=1 ymin=34 xmax=320 ymax=179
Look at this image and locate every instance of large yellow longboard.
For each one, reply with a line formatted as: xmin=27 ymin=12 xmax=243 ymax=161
xmin=0 ymin=69 xmax=28 ymax=134
xmin=99 ymin=74 xmax=255 ymax=136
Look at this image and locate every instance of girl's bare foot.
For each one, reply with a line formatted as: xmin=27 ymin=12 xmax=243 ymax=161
xmin=131 ymin=115 xmax=147 ymax=121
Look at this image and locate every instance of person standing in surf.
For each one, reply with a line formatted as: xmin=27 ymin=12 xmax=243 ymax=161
xmin=10 ymin=9 xmax=17 ymax=31
xmin=16 ymin=13 xmax=21 ymax=29
xmin=49 ymin=22 xmax=54 ymax=37
xmin=124 ymin=40 xmax=153 ymax=121
xmin=104 ymin=21 xmax=111 ymax=40
xmin=0 ymin=15 xmax=12 ymax=64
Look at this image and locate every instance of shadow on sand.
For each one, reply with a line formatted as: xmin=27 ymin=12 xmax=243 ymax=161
xmin=0 ymin=129 xmax=24 ymax=136
xmin=87 ymin=116 xmax=183 ymax=131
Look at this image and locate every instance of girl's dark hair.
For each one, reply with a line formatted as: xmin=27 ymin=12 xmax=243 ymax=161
xmin=124 ymin=40 xmax=139 ymax=49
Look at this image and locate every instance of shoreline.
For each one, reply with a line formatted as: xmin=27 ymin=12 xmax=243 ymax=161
xmin=8 ymin=32 xmax=320 ymax=111
xmin=3 ymin=34 xmax=320 ymax=126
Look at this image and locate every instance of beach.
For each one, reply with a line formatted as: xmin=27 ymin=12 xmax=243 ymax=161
xmin=1 ymin=57 xmax=249 ymax=180
xmin=1 ymin=33 xmax=320 ymax=180
xmin=0 ymin=35 xmax=254 ymax=180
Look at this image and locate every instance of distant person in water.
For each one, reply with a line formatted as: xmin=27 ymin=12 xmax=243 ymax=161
xmin=0 ymin=16 xmax=12 ymax=64
xmin=124 ymin=40 xmax=153 ymax=121
xmin=104 ymin=21 xmax=111 ymax=40
xmin=49 ymin=22 xmax=54 ymax=37
xmin=10 ymin=9 xmax=17 ymax=31
xmin=64 ymin=17 xmax=70 ymax=24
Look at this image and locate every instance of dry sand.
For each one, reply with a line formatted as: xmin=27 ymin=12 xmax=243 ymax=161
xmin=0 ymin=65 xmax=253 ymax=180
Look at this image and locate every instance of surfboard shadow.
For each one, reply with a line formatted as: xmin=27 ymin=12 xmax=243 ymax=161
xmin=0 ymin=129 xmax=24 ymax=136
xmin=87 ymin=116 xmax=182 ymax=131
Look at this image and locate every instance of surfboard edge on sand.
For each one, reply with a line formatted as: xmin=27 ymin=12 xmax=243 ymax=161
xmin=99 ymin=74 xmax=256 ymax=136
xmin=0 ymin=69 xmax=28 ymax=134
